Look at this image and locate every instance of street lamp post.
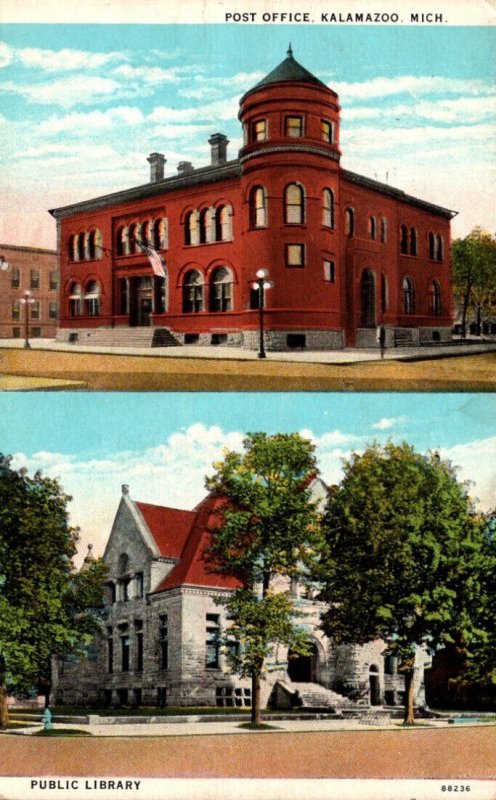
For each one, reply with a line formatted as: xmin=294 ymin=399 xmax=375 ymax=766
xmin=252 ymin=268 xmax=272 ymax=359
xmin=20 ymin=290 xmax=35 ymax=349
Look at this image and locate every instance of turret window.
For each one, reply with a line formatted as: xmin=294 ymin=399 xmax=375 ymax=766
xmin=381 ymin=217 xmax=387 ymax=243
xmin=285 ymin=116 xmax=304 ymax=137
xmin=286 ymin=244 xmax=305 ymax=268
xmin=369 ymin=216 xmax=377 ymax=240
xmin=321 ymin=119 xmax=334 ymax=143
xmin=410 ymin=227 xmax=418 ymax=256
xmin=400 ymin=224 xmax=409 ymax=254
xmin=323 ymin=259 xmax=335 ymax=283
xmin=249 ymin=186 xmax=268 ymax=228
xmin=322 ymin=189 xmax=335 ymax=228
xmin=285 ymin=183 xmax=305 ymax=224
xmin=430 ymin=280 xmax=442 ymax=315
xmin=251 ymin=119 xmax=267 ymax=142
xmin=345 ymin=208 xmax=355 ymax=237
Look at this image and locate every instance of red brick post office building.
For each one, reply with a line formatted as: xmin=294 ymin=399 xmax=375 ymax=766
xmin=50 ymin=48 xmax=455 ymax=351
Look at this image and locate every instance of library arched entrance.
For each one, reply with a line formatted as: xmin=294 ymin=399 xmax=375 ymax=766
xmin=288 ymin=643 xmax=318 ymax=683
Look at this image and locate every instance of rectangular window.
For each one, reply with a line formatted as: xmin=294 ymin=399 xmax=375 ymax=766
xmin=286 ymin=244 xmax=305 ymax=268
xmin=135 ymin=621 xmax=144 ymax=672
xmin=321 ymin=119 xmax=334 ymax=143
xmin=12 ymin=327 xmax=21 ymax=339
xmin=31 ymin=301 xmax=40 ymax=320
xmin=205 ymin=613 xmax=220 ymax=669
xmin=323 ymin=259 xmax=336 ymax=283
xmin=252 ymin=119 xmax=267 ymax=142
xmin=120 ymin=628 xmax=130 ymax=672
xmin=135 ymin=572 xmax=144 ymax=599
xmin=30 ymin=269 xmax=40 ymax=289
xmin=49 ymin=271 xmax=59 ymax=290
xmin=31 ymin=327 xmax=41 ymax=338
xmin=11 ymin=268 xmax=20 ymax=288
xmin=285 ymin=116 xmax=303 ymax=137
xmin=159 ymin=614 xmax=168 ymax=670
xmin=107 ymin=628 xmax=113 ymax=674
xmin=49 ymin=302 xmax=58 ymax=320
xmin=12 ymin=301 xmax=20 ymax=321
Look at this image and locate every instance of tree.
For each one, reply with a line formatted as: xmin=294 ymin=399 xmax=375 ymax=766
xmin=0 ymin=455 xmax=107 ymax=728
xmin=204 ymin=432 xmax=321 ymax=723
xmin=452 ymin=227 xmax=496 ymax=337
xmin=316 ymin=442 xmax=487 ymax=725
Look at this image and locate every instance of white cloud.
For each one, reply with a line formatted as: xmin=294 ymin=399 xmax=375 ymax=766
xmin=3 ymin=75 xmax=123 ymax=107
xmin=372 ymin=417 xmax=407 ymax=431
xmin=0 ymin=42 xmax=13 ymax=68
xmin=112 ymin=63 xmax=184 ymax=85
xmin=335 ymin=75 xmax=488 ymax=102
xmin=344 ymin=95 xmax=496 ymax=125
xmin=18 ymin=46 xmax=124 ymax=73
xmin=39 ymin=105 xmax=145 ymax=134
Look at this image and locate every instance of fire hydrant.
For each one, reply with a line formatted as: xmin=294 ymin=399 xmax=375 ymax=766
xmin=42 ymin=708 xmax=53 ymax=731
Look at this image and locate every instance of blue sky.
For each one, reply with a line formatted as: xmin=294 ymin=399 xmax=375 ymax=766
xmin=3 ymin=392 xmax=495 ymax=563
xmin=0 ymin=24 xmax=494 ymax=247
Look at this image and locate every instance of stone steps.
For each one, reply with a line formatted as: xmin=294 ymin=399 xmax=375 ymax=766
xmin=58 ymin=328 xmax=182 ymax=348
xmin=291 ymin=682 xmax=348 ymax=710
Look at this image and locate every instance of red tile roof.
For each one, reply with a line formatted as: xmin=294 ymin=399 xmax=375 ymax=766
xmin=150 ymin=494 xmax=240 ymax=593
xmin=135 ymin=501 xmax=196 ymax=559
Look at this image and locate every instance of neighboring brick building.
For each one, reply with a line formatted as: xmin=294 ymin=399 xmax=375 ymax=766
xmin=53 ymin=484 xmax=427 ymax=711
xmin=0 ymin=243 xmax=59 ymax=340
xmin=49 ymin=48 xmax=455 ymax=351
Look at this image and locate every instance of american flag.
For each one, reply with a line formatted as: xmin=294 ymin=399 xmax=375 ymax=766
xmin=138 ymin=243 xmax=166 ymax=278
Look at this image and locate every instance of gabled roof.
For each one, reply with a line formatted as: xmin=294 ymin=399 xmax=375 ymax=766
xmin=241 ymin=46 xmax=332 ymax=101
xmin=134 ymin=501 xmax=196 ymax=560
xmin=151 ymin=494 xmax=240 ymax=593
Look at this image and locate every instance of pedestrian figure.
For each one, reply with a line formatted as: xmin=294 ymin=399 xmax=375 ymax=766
xmin=377 ymin=325 xmax=386 ymax=359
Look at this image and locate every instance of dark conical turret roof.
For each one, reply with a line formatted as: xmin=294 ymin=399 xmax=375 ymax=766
xmin=242 ymin=45 xmax=330 ymax=100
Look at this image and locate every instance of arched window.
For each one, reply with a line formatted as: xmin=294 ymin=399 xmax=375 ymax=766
xmin=76 ymin=232 xmax=85 ymax=261
xmin=153 ymin=218 xmax=168 ymax=250
xmin=285 ymin=183 xmax=304 ymax=224
xmin=184 ymin=211 xmax=195 ymax=246
xmin=400 ymin=224 xmax=408 ymax=254
xmin=182 ymin=270 xmax=204 ymax=313
xmin=116 ymin=226 xmax=127 ymax=256
xmin=369 ymin=216 xmax=377 ymax=240
xmin=381 ymin=217 xmax=387 ymax=243
xmin=428 ymin=232 xmax=436 ymax=259
xmin=436 ymin=235 xmax=444 ymax=262
xmin=215 ymin=205 xmax=233 ymax=241
xmin=68 ymin=234 xmax=76 ymax=262
xmin=117 ymin=553 xmax=130 ymax=602
xmin=209 ymin=266 xmax=233 ymax=312
xmin=361 ymin=269 xmax=376 ymax=327
xmin=87 ymin=229 xmax=102 ymax=260
xmin=141 ymin=221 xmax=151 ymax=248
xmin=410 ymin=227 xmax=418 ymax=256
xmin=381 ymin=274 xmax=388 ymax=313
xmin=128 ymin=223 xmax=139 ymax=254
xmin=345 ymin=208 xmax=354 ymax=237
xmin=250 ymin=186 xmax=267 ymax=228
xmin=199 ymin=209 xmax=210 ymax=244
xmin=403 ymin=277 xmax=415 ymax=314
xmin=322 ymin=188 xmax=335 ymax=228
xmin=431 ymin=280 xmax=441 ymax=315
xmin=69 ymin=282 xmax=83 ymax=317
xmin=85 ymin=280 xmax=100 ymax=316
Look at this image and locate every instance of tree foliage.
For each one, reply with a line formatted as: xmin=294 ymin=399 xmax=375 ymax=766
xmin=452 ymin=227 xmax=496 ymax=337
xmin=317 ymin=441 xmax=488 ymax=724
xmin=204 ymin=432 xmax=321 ymax=722
xmin=0 ymin=455 xmax=107 ymax=727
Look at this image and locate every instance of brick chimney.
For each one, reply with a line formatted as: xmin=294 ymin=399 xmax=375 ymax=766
xmin=177 ymin=161 xmax=194 ymax=175
xmin=147 ymin=153 xmax=166 ymax=182
xmin=208 ymin=133 xmax=229 ymax=166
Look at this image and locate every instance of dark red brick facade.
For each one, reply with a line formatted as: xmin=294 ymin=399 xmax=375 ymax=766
xmin=0 ymin=243 xmax=59 ymax=340
xmin=51 ymin=51 xmax=455 ymax=350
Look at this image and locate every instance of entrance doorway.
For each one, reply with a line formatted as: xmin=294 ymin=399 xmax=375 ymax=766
xmin=288 ymin=643 xmax=318 ymax=682
xmin=369 ymin=665 xmax=381 ymax=705
xmin=129 ymin=276 xmax=153 ymax=327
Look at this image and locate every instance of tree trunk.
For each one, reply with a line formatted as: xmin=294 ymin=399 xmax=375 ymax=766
xmin=0 ymin=658 xmax=9 ymax=729
xmin=403 ymin=668 xmax=415 ymax=725
xmin=461 ymin=289 xmax=471 ymax=338
xmin=251 ymin=668 xmax=262 ymax=724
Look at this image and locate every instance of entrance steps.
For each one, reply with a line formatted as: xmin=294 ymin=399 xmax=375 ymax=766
xmin=394 ymin=329 xmax=416 ymax=347
xmin=57 ymin=327 xmax=182 ymax=348
xmin=270 ymin=681 xmax=348 ymax=711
